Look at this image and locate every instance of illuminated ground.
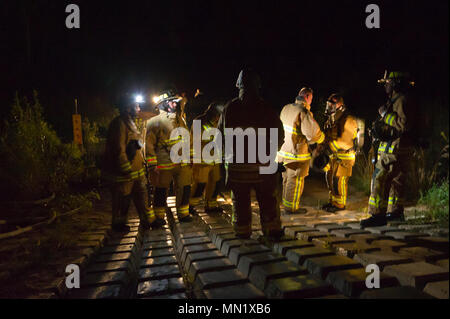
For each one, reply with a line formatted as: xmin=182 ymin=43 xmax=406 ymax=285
xmin=60 ymin=179 xmax=448 ymax=299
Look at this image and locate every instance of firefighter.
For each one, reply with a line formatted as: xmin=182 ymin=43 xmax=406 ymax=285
xmin=102 ymin=95 xmax=156 ymax=232
xmin=189 ymin=102 xmax=224 ymax=214
xmin=146 ymin=90 xmax=194 ymax=225
xmin=185 ymin=88 xmax=210 ymax=130
xmin=219 ymin=68 xmax=284 ymax=240
xmin=134 ymin=99 xmax=160 ymax=205
xmin=277 ymin=88 xmax=325 ymax=214
xmin=360 ymin=71 xmax=416 ymax=227
xmin=321 ymin=94 xmax=360 ymax=212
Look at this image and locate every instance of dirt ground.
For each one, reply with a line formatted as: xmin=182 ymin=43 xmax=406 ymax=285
xmin=0 ymin=172 xmax=434 ymax=298
xmin=0 ymin=189 xmax=113 ymax=298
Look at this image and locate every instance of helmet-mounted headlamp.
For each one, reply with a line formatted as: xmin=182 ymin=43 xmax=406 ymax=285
xmin=378 ymin=70 xmax=415 ymax=87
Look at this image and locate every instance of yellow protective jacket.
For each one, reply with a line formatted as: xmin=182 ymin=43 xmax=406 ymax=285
xmin=277 ymin=98 xmax=325 ymax=164
xmin=190 ymin=112 xmax=220 ymax=165
xmin=325 ymin=111 xmax=358 ymax=162
xmin=102 ymin=114 xmax=146 ymax=182
xmin=146 ymin=110 xmax=191 ymax=170
xmin=378 ymin=91 xmax=414 ymax=155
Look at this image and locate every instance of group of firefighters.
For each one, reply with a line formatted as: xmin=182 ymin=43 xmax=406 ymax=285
xmin=102 ymin=69 xmax=416 ymax=239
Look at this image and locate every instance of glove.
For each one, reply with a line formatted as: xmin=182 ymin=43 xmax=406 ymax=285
xmin=378 ymin=105 xmax=388 ymax=117
xmin=372 ymin=120 xmax=398 ymax=142
xmin=277 ymin=162 xmax=286 ymax=174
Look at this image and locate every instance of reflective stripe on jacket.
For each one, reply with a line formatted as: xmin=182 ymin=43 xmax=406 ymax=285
xmin=379 ymin=92 xmax=415 ymax=154
xmin=102 ymin=114 xmax=145 ymax=183
xmin=277 ymin=98 xmax=324 ymax=164
xmin=326 ymin=112 xmax=358 ymax=160
xmin=146 ymin=110 xmax=191 ymax=169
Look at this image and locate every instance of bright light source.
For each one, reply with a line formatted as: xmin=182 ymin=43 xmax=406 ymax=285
xmin=153 ymin=96 xmax=160 ymax=104
xmin=135 ymin=95 xmax=144 ymax=103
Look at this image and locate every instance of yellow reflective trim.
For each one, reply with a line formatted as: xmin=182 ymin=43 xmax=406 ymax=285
xmin=277 ymin=151 xmax=311 ymax=161
xmin=283 ymin=124 xmax=301 ymax=135
xmin=120 ymin=162 xmax=132 ymax=171
xmin=317 ymin=131 xmax=325 ymax=144
xmin=335 ymin=152 xmax=356 ymax=160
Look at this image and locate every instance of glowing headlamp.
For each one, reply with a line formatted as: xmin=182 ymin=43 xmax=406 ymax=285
xmin=135 ymin=95 xmax=144 ymax=103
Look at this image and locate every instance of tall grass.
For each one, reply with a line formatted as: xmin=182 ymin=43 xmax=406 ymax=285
xmin=418 ymin=180 xmax=449 ymax=225
xmin=352 ymin=151 xmax=374 ymax=196
xmin=406 ymin=148 xmax=439 ymax=201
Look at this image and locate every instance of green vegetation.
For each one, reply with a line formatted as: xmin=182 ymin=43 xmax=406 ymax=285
xmin=0 ymin=92 xmax=109 ymax=218
xmin=418 ymin=181 xmax=449 ymax=225
xmin=0 ymin=92 xmax=84 ymax=201
xmin=352 ymin=151 xmax=374 ymax=196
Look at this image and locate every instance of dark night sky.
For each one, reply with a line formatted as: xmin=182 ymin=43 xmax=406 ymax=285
xmin=0 ymin=0 xmax=448 ymax=138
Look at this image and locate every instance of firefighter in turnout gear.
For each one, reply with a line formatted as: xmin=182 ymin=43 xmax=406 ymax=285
xmin=277 ymin=88 xmax=325 ymax=214
xmin=146 ymin=90 xmax=194 ymax=225
xmin=134 ymin=100 xmax=160 ymax=206
xmin=102 ymin=95 xmax=157 ymax=232
xmin=220 ymin=68 xmax=284 ymax=240
xmin=360 ymin=71 xmax=416 ymax=227
xmin=189 ymin=102 xmax=224 ymax=214
xmin=321 ymin=94 xmax=360 ymax=212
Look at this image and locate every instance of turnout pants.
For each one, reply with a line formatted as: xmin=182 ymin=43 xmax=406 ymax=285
xmin=190 ymin=164 xmax=221 ymax=208
xmin=324 ymin=157 xmax=354 ymax=208
xmin=110 ymin=176 xmax=155 ymax=227
xmin=281 ymin=161 xmax=309 ymax=212
xmin=152 ymin=165 xmax=192 ymax=219
xmin=229 ymin=174 xmax=282 ymax=237
xmin=368 ymin=152 xmax=407 ymax=215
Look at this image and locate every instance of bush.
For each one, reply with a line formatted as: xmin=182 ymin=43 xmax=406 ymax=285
xmin=418 ymin=180 xmax=449 ymax=224
xmin=352 ymin=151 xmax=374 ymax=196
xmin=406 ymin=148 xmax=438 ymax=201
xmin=0 ymin=92 xmax=84 ymax=201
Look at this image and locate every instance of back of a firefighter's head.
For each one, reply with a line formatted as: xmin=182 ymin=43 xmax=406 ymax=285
xmin=297 ymin=87 xmax=314 ymax=105
xmin=118 ymin=95 xmax=140 ymax=118
xmin=235 ymin=68 xmax=262 ymax=92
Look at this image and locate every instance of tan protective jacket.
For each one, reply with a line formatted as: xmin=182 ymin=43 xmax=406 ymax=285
xmin=102 ymin=114 xmax=145 ymax=182
xmin=190 ymin=112 xmax=220 ymax=165
xmin=325 ymin=111 xmax=358 ymax=161
xmin=378 ymin=92 xmax=414 ymax=154
xmin=277 ymin=98 xmax=325 ymax=164
xmin=146 ymin=110 xmax=190 ymax=170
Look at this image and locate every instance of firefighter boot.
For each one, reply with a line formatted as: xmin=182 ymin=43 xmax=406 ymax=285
xmin=150 ymin=218 xmax=167 ymax=229
xmin=360 ymin=214 xmax=387 ymax=228
xmin=112 ymin=195 xmax=132 ymax=232
xmin=179 ymin=215 xmax=194 ymax=223
xmin=112 ymin=224 xmax=131 ymax=232
xmin=386 ymin=208 xmax=405 ymax=221
xmin=324 ymin=205 xmax=345 ymax=213
xmin=178 ymin=186 xmax=193 ymax=223
xmin=284 ymin=207 xmax=308 ymax=215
